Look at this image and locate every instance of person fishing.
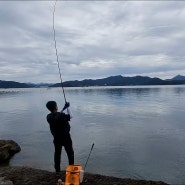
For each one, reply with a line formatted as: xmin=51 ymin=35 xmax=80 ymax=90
xmin=46 ymin=101 xmax=74 ymax=173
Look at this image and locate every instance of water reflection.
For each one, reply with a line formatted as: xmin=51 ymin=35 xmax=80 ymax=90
xmin=173 ymin=86 xmax=185 ymax=95
xmin=66 ymin=86 xmax=162 ymax=97
xmin=0 ymin=90 xmax=22 ymax=97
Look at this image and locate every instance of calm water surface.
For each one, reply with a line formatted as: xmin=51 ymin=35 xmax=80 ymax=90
xmin=0 ymin=86 xmax=185 ymax=184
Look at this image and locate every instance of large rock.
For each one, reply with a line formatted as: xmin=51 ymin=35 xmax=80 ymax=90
xmin=0 ymin=177 xmax=13 ymax=185
xmin=0 ymin=140 xmax=21 ymax=163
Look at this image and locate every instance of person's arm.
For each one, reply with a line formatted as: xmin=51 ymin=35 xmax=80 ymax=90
xmin=60 ymin=111 xmax=71 ymax=122
xmin=61 ymin=102 xmax=72 ymax=120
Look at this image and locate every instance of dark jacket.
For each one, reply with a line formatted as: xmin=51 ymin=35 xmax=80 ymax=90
xmin=47 ymin=112 xmax=71 ymax=141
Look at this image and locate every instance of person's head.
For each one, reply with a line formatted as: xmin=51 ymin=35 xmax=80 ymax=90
xmin=46 ymin=101 xmax=58 ymax=113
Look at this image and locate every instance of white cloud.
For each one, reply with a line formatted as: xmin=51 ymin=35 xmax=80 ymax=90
xmin=0 ymin=1 xmax=185 ymax=83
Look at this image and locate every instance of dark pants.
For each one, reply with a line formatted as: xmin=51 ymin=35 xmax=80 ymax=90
xmin=53 ymin=136 xmax=74 ymax=172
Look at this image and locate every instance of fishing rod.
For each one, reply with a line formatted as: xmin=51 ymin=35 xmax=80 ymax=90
xmin=84 ymin=143 xmax=94 ymax=171
xmin=52 ymin=0 xmax=71 ymax=116
xmin=53 ymin=0 xmax=66 ymax=103
xmin=78 ymin=143 xmax=94 ymax=183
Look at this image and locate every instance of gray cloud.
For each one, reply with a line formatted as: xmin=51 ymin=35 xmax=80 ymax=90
xmin=0 ymin=1 xmax=185 ymax=83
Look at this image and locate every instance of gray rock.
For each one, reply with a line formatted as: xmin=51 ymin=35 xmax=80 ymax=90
xmin=0 ymin=140 xmax=21 ymax=163
xmin=0 ymin=177 xmax=13 ymax=185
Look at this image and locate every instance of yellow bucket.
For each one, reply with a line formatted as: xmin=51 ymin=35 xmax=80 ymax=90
xmin=65 ymin=164 xmax=83 ymax=185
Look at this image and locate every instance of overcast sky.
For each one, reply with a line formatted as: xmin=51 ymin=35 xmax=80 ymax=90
xmin=0 ymin=1 xmax=185 ymax=83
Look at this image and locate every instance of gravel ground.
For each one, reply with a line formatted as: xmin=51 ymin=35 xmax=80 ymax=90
xmin=0 ymin=166 xmax=170 ymax=185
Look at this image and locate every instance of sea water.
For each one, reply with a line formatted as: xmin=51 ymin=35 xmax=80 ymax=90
xmin=0 ymin=86 xmax=185 ymax=185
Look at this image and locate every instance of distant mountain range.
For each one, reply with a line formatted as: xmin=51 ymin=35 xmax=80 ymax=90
xmin=1 ymin=75 xmax=185 ymax=88
xmin=0 ymin=80 xmax=32 ymax=88
xmin=51 ymin=75 xmax=185 ymax=87
xmin=172 ymin=75 xmax=185 ymax=81
xmin=0 ymin=81 xmax=55 ymax=88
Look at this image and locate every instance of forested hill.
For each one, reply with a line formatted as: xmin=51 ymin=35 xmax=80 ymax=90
xmin=0 ymin=80 xmax=32 ymax=88
xmin=51 ymin=75 xmax=185 ymax=87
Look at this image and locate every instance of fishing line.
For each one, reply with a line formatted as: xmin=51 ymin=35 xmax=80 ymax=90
xmin=52 ymin=0 xmax=67 ymax=103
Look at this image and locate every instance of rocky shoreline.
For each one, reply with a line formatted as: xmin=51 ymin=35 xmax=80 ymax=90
xmin=0 ymin=166 xmax=170 ymax=185
xmin=0 ymin=140 xmax=21 ymax=163
xmin=0 ymin=140 xmax=170 ymax=185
